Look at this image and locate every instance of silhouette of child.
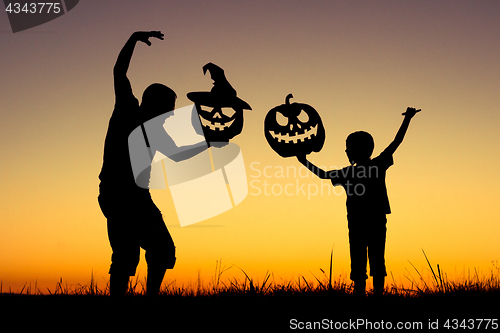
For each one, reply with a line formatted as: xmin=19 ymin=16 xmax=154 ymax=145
xmin=298 ymin=107 xmax=420 ymax=296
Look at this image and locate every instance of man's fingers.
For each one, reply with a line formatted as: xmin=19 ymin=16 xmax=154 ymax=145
xmin=151 ymin=31 xmax=164 ymax=40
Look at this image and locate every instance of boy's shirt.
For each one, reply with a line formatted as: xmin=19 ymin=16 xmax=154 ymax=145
xmin=330 ymin=149 xmax=394 ymax=216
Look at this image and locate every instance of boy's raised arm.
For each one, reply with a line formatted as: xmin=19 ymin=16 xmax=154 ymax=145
xmin=384 ymin=107 xmax=421 ymax=155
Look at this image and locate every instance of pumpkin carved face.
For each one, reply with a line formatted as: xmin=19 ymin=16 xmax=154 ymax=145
xmin=196 ymin=104 xmax=244 ymax=142
xmin=265 ymin=94 xmax=325 ymax=158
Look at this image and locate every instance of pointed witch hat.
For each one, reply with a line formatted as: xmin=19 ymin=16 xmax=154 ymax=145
xmin=187 ymin=63 xmax=251 ymax=110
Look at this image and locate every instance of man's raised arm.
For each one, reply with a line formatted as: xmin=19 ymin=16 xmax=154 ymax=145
xmin=113 ymin=31 xmax=164 ymax=97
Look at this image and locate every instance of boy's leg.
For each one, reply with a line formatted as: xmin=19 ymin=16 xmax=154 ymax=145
xmin=353 ymin=279 xmax=366 ymax=297
xmin=368 ymin=216 xmax=387 ymax=296
xmin=373 ymin=276 xmax=385 ymax=296
xmin=347 ymin=218 xmax=369 ymax=296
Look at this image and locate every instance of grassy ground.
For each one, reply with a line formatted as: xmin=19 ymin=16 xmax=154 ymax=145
xmin=1 ymin=257 xmax=499 ymax=330
xmin=1 ymin=283 xmax=498 ymax=331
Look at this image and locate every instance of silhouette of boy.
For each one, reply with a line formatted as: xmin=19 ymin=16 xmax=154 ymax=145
xmin=98 ymin=31 xmax=176 ymax=297
xmin=298 ymin=107 xmax=420 ymax=296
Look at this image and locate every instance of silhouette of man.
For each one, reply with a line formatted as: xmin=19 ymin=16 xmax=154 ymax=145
xmin=98 ymin=31 xmax=176 ymax=297
xmin=298 ymin=107 xmax=420 ymax=296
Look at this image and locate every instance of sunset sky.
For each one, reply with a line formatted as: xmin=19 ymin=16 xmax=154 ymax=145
xmin=1 ymin=0 xmax=499 ymax=292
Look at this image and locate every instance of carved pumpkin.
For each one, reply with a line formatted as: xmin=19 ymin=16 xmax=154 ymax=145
xmin=196 ymin=105 xmax=244 ymax=143
xmin=187 ymin=63 xmax=251 ymax=143
xmin=265 ymin=94 xmax=325 ymax=158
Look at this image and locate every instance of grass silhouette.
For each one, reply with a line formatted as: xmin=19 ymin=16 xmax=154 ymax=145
xmin=1 ymin=252 xmax=499 ymax=330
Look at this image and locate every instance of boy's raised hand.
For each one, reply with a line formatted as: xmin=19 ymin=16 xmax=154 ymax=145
xmin=402 ymin=107 xmax=421 ymax=119
xmin=133 ymin=31 xmax=164 ymax=46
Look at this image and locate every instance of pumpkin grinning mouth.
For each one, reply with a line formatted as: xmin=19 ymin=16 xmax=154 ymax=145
xmin=269 ymin=124 xmax=318 ymax=143
xmin=199 ymin=115 xmax=236 ymax=131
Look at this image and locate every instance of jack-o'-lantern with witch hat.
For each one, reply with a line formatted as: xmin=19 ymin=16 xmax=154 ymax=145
xmin=265 ymin=94 xmax=326 ymax=158
xmin=187 ymin=63 xmax=252 ymax=144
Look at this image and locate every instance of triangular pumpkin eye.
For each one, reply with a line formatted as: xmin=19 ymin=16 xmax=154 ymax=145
xmin=221 ymin=107 xmax=236 ymax=118
xmin=297 ymin=110 xmax=309 ymax=123
xmin=276 ymin=112 xmax=288 ymax=126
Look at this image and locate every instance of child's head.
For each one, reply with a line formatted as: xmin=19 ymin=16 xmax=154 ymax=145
xmin=345 ymin=131 xmax=374 ymax=165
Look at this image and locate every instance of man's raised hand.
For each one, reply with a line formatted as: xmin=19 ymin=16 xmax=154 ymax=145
xmin=133 ymin=31 xmax=164 ymax=46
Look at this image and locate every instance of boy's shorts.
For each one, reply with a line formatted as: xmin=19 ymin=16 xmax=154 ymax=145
xmin=347 ymin=214 xmax=387 ymax=281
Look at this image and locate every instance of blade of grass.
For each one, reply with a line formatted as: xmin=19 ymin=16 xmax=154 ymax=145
xmin=301 ymin=276 xmax=312 ymax=292
xmin=309 ymin=271 xmax=326 ymax=291
xmin=422 ymin=249 xmax=440 ymax=290
xmin=329 ymin=245 xmax=334 ymax=290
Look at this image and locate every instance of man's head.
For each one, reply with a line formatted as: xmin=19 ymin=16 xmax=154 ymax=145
xmin=345 ymin=131 xmax=374 ymax=165
xmin=140 ymin=83 xmax=177 ymax=122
